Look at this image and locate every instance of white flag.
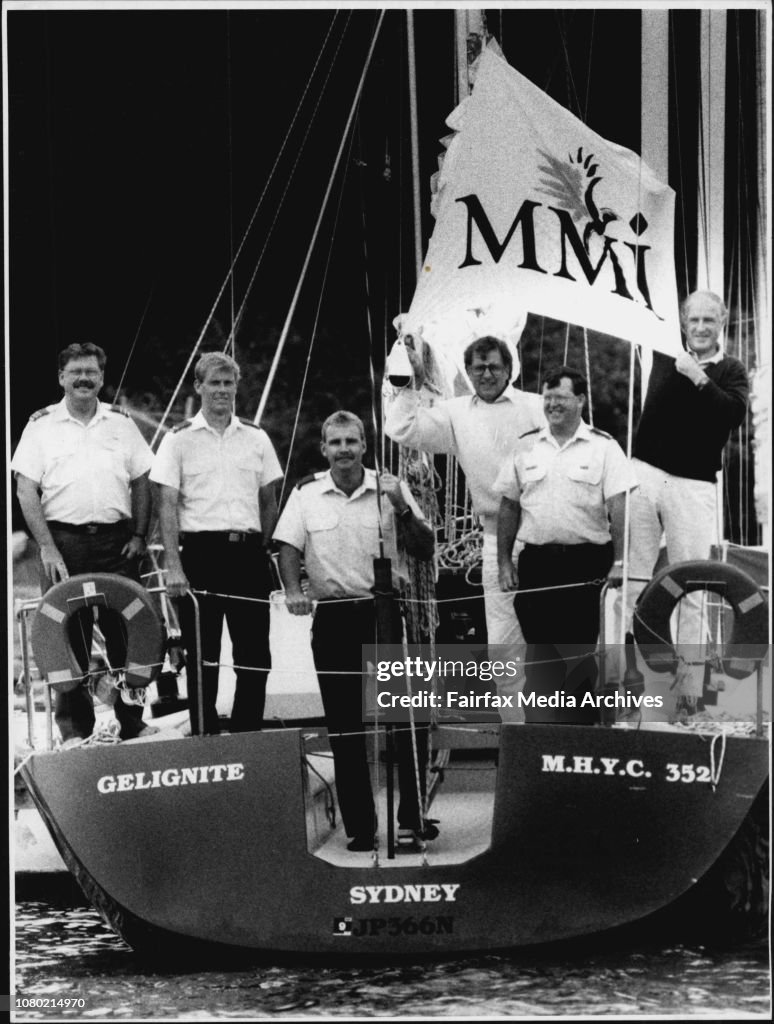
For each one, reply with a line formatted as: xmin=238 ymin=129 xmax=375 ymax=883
xmin=403 ymin=48 xmax=682 ymax=383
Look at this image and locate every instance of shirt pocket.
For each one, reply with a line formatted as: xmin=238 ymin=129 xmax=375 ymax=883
xmin=42 ymin=442 xmax=81 ymax=487
xmin=520 ymin=459 xmax=547 ymax=485
xmin=561 ymin=456 xmax=606 ymax=507
xmin=185 ymin=454 xmax=217 ymax=483
xmin=306 ymin=511 xmax=340 ymax=533
xmin=566 ymin=459 xmax=603 ymax=487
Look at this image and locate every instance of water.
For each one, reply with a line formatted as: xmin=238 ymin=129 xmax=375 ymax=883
xmin=13 ymin=899 xmax=770 ymax=1020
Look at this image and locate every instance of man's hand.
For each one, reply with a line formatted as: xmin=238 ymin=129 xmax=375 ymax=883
xmin=402 ymin=335 xmax=425 ymax=390
xmin=499 ymin=561 xmax=518 ymax=592
xmin=165 ymin=565 xmax=190 ymax=599
xmin=675 ymin=350 xmax=709 ymax=387
xmin=284 ymin=589 xmax=312 ymax=616
xmin=606 ymin=562 xmax=624 ymax=588
xmin=380 ymin=472 xmax=408 ymax=512
xmin=40 ymin=544 xmax=69 ymax=585
xmin=122 ymin=535 xmax=147 ymax=560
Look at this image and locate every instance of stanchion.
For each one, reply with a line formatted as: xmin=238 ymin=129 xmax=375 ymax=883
xmin=373 ymin=556 xmax=396 ymax=859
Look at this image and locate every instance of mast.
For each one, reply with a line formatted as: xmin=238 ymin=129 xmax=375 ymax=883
xmin=697 ymin=8 xmax=727 ymax=294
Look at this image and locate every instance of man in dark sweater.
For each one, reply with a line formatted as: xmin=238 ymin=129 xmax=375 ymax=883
xmin=620 ymin=290 xmax=749 ymax=709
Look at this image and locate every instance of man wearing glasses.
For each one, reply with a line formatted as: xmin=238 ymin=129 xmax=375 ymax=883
xmin=12 ymin=342 xmax=154 ymax=745
xmin=385 ymin=335 xmax=543 ymax=719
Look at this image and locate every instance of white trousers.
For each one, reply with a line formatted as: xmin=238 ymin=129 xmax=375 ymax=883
xmin=615 ymin=458 xmax=719 ymax=697
xmin=481 ymin=531 xmax=526 ymax=722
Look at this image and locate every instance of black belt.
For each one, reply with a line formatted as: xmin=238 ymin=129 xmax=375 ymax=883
xmin=524 ymin=542 xmax=609 ymax=555
xmin=181 ymin=531 xmax=263 ymax=544
xmin=48 ymin=520 xmax=129 ymax=535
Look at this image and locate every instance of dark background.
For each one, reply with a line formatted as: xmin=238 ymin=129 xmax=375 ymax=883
xmin=6 ymin=6 xmax=764 ymax=540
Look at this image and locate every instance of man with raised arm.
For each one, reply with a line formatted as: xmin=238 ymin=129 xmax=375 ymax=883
xmin=151 ymin=352 xmax=282 ymax=735
xmin=12 ymin=342 xmax=154 ymax=745
xmin=384 ymin=335 xmax=543 ymax=719
xmin=495 ymin=366 xmax=636 ymax=724
xmin=275 ymin=410 xmax=436 ymax=854
xmin=619 ymin=290 xmax=750 ymax=711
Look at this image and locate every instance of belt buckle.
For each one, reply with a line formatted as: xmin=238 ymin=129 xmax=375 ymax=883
xmin=227 ymin=531 xmax=242 ymax=543
xmin=86 ymin=524 xmax=99 ymax=535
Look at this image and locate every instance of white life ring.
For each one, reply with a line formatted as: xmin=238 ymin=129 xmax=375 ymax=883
xmin=31 ymin=573 xmax=165 ymax=693
xmin=633 ymin=559 xmax=769 ymax=680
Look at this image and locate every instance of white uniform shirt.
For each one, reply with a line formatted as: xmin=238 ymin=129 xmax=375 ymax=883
xmin=493 ymin=420 xmax=637 ymax=546
xmin=384 ymin=386 xmax=544 ymax=527
xmin=10 ymin=400 xmax=153 ymax=524
xmin=274 ymin=469 xmax=426 ymax=599
xmin=150 ymin=411 xmax=283 ymax=533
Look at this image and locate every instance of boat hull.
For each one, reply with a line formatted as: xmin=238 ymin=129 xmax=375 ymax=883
xmin=20 ymin=724 xmax=768 ymax=956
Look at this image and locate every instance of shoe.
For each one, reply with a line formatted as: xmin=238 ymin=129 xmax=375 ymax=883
xmin=347 ymin=835 xmax=375 ymax=852
xmin=397 ymin=819 xmax=440 ymax=851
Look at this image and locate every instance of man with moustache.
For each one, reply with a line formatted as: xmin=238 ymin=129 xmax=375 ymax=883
xmin=275 ymin=410 xmax=435 ymax=853
xmin=617 ymin=290 xmax=750 ymax=709
xmin=12 ymin=342 xmax=154 ymax=744
xmin=152 ymin=351 xmax=282 ymax=736
xmin=385 ymin=335 xmax=543 ymax=720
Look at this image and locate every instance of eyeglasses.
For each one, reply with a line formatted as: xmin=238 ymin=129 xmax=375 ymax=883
xmin=63 ymin=368 xmax=102 ymax=378
xmin=469 ymin=364 xmax=506 ymax=378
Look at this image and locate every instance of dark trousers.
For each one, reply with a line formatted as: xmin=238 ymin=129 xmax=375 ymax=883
xmin=514 ymin=542 xmax=613 ymax=724
xmin=45 ymin=523 xmax=146 ymax=742
xmin=176 ymin=533 xmax=272 ymax=735
xmin=312 ymin=599 xmax=429 ymax=839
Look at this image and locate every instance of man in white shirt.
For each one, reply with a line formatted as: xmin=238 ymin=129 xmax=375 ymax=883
xmin=275 ymin=411 xmax=435 ymax=853
xmin=12 ymin=342 xmax=154 ymax=744
xmin=385 ymin=335 xmax=543 ymax=719
xmin=151 ymin=352 xmax=283 ymax=735
xmin=495 ymin=366 xmax=636 ymax=723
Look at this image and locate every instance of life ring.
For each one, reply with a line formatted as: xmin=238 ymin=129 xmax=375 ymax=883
xmin=633 ymin=559 xmax=769 ymax=680
xmin=31 ymin=573 xmax=166 ymax=693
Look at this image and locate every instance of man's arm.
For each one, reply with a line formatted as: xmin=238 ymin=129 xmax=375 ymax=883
xmin=157 ymin=484 xmax=189 ymax=597
xmin=124 ymin=471 xmax=152 ymax=559
xmin=674 ymin=353 xmax=749 ymax=430
xmin=605 ymin=491 xmax=627 ymax=586
xmin=381 ymin=474 xmax=434 ymax=560
xmin=259 ymin=481 xmax=279 ymax=544
xmin=277 ymin=542 xmax=312 ymax=615
xmin=383 ymin=373 xmax=456 ymax=454
xmin=15 ymin=473 xmax=68 ymax=584
xmin=497 ymin=496 xmax=521 ymax=591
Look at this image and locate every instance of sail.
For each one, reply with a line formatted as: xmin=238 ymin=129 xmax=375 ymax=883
xmin=399 ymin=48 xmax=682 ymax=395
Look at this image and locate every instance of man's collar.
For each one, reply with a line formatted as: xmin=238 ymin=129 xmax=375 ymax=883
xmin=696 ymin=347 xmax=724 ymax=366
xmin=321 ymin=467 xmax=376 ymax=496
xmin=538 ymin=418 xmax=592 ymax=445
xmin=189 ymin=409 xmax=239 ymax=434
xmin=56 ymin=398 xmax=108 ymax=423
xmin=470 ymin=385 xmax=519 ymax=407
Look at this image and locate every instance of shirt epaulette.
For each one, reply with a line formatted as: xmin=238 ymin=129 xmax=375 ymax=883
xmin=590 ymin=426 xmax=612 ymax=439
xmin=519 ymin=427 xmax=541 ymax=439
xmin=109 ymin=404 xmax=131 ymax=417
xmin=238 ymin=417 xmax=261 ymax=430
xmin=295 ymin=473 xmax=323 ymax=490
xmin=172 ymin=420 xmax=193 ymax=433
xmin=28 ymin=408 xmax=51 ymax=423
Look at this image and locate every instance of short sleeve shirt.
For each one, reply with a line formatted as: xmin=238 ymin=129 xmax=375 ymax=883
xmin=493 ymin=421 xmax=637 ymax=546
xmin=10 ymin=400 xmax=153 ymax=524
xmin=150 ymin=411 xmax=283 ymax=532
xmin=273 ymin=469 xmax=426 ymax=599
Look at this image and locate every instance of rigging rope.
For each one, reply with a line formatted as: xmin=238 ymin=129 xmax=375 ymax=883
xmin=255 ymin=10 xmax=387 ymax=426
xmin=150 ymin=11 xmax=344 ymax=446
